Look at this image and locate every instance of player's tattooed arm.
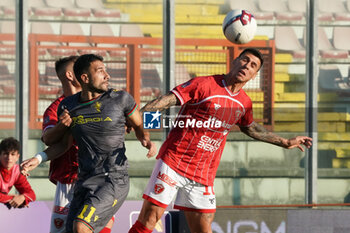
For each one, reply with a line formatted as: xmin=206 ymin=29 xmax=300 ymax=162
xmin=140 ymin=92 xmax=180 ymax=114
xmin=239 ymin=122 xmax=312 ymax=152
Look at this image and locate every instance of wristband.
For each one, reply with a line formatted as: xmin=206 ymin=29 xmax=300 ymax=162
xmin=34 ymin=151 xmax=48 ymax=164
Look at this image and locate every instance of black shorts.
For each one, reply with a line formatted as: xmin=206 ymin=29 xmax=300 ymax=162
xmin=66 ymin=171 xmax=129 ymax=232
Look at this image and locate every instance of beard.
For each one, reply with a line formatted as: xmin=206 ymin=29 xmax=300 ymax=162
xmin=87 ymin=81 xmax=108 ymax=93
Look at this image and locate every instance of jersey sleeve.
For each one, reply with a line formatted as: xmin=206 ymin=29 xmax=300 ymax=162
xmin=14 ymin=174 xmax=36 ymax=205
xmin=171 ymin=77 xmax=203 ymax=105
xmin=120 ymin=91 xmax=138 ymax=117
xmin=0 ymin=193 xmax=13 ymax=203
xmin=42 ymin=102 xmax=59 ymax=132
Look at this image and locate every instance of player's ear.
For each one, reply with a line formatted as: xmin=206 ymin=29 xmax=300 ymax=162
xmin=66 ymin=71 xmax=74 ymax=81
xmin=80 ymin=73 xmax=89 ymax=84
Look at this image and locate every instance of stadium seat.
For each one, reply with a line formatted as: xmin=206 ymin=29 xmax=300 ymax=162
xmin=30 ymin=22 xmax=58 ymax=56
xmin=0 ymin=21 xmax=15 ymax=56
xmin=30 ymin=0 xmax=62 ymax=17
xmin=45 ymin=0 xmax=91 ymax=17
xmin=306 ymin=27 xmax=349 ymax=59
xmin=319 ymin=0 xmax=350 ymax=21
xmin=59 ymin=23 xmax=107 ymax=56
xmin=274 ymin=26 xmax=305 ymax=59
xmin=257 ymin=0 xmax=303 ymax=21
xmin=333 ymin=27 xmax=350 ymax=51
xmin=90 ymin=24 xmax=120 ymax=47
xmin=287 ymin=0 xmax=305 ymax=14
xmin=319 ymin=65 xmax=350 ymax=94
xmin=317 ymin=0 xmax=336 ymax=21
xmin=228 ymin=0 xmax=274 ymax=20
xmin=0 ymin=0 xmax=15 ymax=16
xmin=120 ymin=24 xmax=144 ymax=37
xmin=75 ymin=0 xmax=121 ymax=18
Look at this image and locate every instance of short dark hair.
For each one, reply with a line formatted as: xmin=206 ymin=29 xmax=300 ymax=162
xmin=55 ymin=55 xmax=78 ymax=77
xmin=73 ymin=54 xmax=104 ymax=83
xmin=0 ymin=137 xmax=20 ymax=154
xmin=239 ymin=48 xmax=264 ymax=69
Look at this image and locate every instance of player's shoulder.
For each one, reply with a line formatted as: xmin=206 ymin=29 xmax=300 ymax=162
xmin=45 ymin=95 xmax=65 ymax=111
xmin=182 ymin=75 xmax=220 ymax=88
xmin=60 ymin=92 xmax=81 ymax=110
xmin=108 ymin=88 xmax=133 ymax=100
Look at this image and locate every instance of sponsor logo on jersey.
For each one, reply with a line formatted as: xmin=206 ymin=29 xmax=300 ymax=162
xmin=154 ymin=183 xmax=165 ymax=194
xmin=197 ymin=135 xmax=223 ymax=152
xmin=71 ymin=115 xmax=112 ymax=126
xmin=143 ymin=111 xmax=161 ymax=129
xmin=54 ymin=218 xmax=64 ymax=229
xmin=157 ymin=171 xmax=177 ymax=187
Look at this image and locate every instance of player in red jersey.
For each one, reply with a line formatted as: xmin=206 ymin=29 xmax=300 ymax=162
xmin=0 ymin=137 xmax=36 ymax=209
xmin=129 ymin=48 xmax=312 ymax=233
xmin=42 ymin=56 xmax=114 ymax=233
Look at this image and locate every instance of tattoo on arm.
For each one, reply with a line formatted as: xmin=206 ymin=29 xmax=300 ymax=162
xmin=239 ymin=122 xmax=288 ymax=148
xmin=140 ymin=93 xmax=179 ymax=114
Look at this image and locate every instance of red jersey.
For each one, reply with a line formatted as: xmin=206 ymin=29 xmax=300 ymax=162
xmin=42 ymin=95 xmax=78 ymax=184
xmin=0 ymin=164 xmax=36 ymax=205
xmin=157 ymin=75 xmax=254 ymax=186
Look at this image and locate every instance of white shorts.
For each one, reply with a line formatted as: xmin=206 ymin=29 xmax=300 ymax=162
xmin=143 ymin=159 xmax=216 ymax=213
xmin=50 ymin=182 xmax=75 ymax=233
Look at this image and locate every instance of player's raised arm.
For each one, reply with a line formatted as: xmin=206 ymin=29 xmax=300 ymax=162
xmin=127 ymin=108 xmax=157 ymax=158
xmin=140 ymin=92 xmax=180 ymax=114
xmin=21 ymin=131 xmax=74 ymax=175
xmin=239 ymin=122 xmax=312 ymax=152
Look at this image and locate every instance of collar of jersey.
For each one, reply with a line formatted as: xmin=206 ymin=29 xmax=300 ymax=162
xmin=79 ymin=96 xmax=99 ymax=105
xmin=222 ymin=78 xmax=240 ymax=97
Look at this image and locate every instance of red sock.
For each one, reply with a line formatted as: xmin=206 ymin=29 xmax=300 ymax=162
xmin=100 ymin=227 xmax=111 ymax=233
xmin=129 ymin=220 xmax=153 ymax=233
xmin=100 ymin=216 xmax=115 ymax=233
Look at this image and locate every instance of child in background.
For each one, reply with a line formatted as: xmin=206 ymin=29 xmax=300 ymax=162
xmin=0 ymin=137 xmax=36 ymax=209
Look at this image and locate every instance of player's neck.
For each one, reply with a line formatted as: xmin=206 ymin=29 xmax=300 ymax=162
xmin=62 ymin=83 xmax=81 ymax=97
xmin=79 ymin=90 xmax=102 ymax=102
xmin=224 ymin=75 xmax=244 ymax=93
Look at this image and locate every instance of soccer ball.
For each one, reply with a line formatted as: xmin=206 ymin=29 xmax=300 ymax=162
xmin=222 ymin=9 xmax=257 ymax=44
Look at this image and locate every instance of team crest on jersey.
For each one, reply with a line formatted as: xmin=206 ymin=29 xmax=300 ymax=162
xmin=94 ymin=101 xmax=101 ymax=113
xmin=54 ymin=218 xmax=64 ymax=229
xmin=154 ymin=183 xmax=165 ymax=194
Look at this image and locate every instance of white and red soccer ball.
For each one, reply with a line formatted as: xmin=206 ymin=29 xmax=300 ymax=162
xmin=222 ymin=9 xmax=257 ymax=44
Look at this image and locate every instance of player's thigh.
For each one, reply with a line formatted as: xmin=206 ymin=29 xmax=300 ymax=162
xmin=175 ymin=181 xmax=216 ymax=212
xmin=143 ymin=159 xmax=180 ymax=208
xmin=74 ymin=172 xmax=129 ymax=232
xmin=184 ymin=211 xmax=215 ymax=233
xmin=50 ymin=182 xmax=75 ymax=233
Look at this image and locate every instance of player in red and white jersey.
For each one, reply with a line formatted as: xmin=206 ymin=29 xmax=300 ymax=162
xmin=42 ymin=56 xmax=114 ymax=233
xmin=129 ymin=48 xmax=313 ymax=233
xmin=161 ymin=74 xmax=254 ymax=186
